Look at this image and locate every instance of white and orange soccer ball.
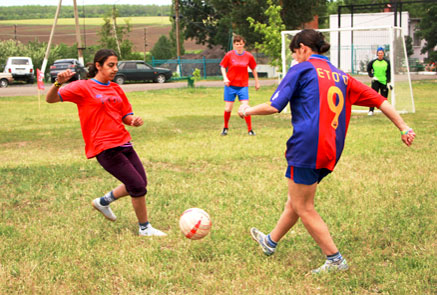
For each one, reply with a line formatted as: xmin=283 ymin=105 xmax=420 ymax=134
xmin=179 ymin=208 xmax=212 ymax=240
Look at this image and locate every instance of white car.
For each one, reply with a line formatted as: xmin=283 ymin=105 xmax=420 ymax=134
xmin=4 ymin=57 xmax=35 ymax=84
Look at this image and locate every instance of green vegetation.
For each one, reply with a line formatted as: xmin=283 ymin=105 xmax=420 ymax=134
xmin=0 ymin=5 xmax=171 ymax=20
xmin=0 ymin=81 xmax=436 ymax=294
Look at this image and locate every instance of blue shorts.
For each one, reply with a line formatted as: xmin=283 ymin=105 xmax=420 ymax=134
xmin=285 ymin=166 xmax=331 ymax=185
xmin=224 ymin=86 xmax=249 ymax=102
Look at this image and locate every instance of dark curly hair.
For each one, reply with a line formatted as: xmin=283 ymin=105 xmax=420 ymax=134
xmin=87 ymin=49 xmax=118 ymax=78
xmin=289 ymin=29 xmax=330 ymax=54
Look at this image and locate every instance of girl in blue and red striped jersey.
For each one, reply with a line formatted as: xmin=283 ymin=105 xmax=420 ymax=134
xmin=46 ymin=49 xmax=166 ymax=237
xmin=238 ymin=29 xmax=415 ymax=274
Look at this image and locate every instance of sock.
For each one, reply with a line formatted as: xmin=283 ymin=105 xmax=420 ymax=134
xmin=139 ymin=221 xmax=150 ymax=231
xmin=224 ymin=111 xmax=231 ymax=128
xmin=266 ymin=234 xmax=278 ymax=248
xmin=99 ymin=191 xmax=115 ymax=206
xmin=244 ymin=115 xmax=252 ymax=131
xmin=327 ymin=251 xmax=343 ymax=263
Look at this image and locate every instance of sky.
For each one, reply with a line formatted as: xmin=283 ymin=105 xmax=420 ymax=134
xmin=0 ymin=0 xmax=172 ymax=6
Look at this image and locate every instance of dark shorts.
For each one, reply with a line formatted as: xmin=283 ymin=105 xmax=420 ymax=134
xmin=96 ymin=146 xmax=147 ymax=197
xmin=285 ymin=166 xmax=332 ymax=185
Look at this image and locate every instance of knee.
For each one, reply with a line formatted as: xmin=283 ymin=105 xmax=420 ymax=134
xmin=127 ymin=180 xmax=147 ymax=198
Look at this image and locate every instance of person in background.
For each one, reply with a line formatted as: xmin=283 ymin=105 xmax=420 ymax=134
xmin=238 ymin=29 xmax=415 ymax=274
xmin=220 ymin=35 xmax=260 ymax=136
xmin=367 ymin=47 xmax=392 ymax=116
xmin=46 ymin=49 xmax=167 ymax=237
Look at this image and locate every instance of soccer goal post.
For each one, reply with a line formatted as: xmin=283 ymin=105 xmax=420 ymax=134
xmin=281 ymin=26 xmax=415 ymax=113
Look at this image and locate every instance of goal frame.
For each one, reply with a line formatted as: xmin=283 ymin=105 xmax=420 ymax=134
xmin=281 ymin=26 xmax=415 ymax=114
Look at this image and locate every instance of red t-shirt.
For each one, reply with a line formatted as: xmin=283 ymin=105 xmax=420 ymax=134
xmin=58 ymin=79 xmax=133 ymax=158
xmin=220 ymin=50 xmax=257 ymax=87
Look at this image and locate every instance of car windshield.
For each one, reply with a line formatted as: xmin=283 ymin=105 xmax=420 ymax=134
xmin=12 ymin=59 xmax=29 ymax=65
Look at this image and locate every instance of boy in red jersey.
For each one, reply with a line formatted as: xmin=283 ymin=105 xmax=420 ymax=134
xmin=220 ymin=35 xmax=260 ymax=136
xmin=46 ymin=49 xmax=166 ymax=237
xmin=238 ymin=30 xmax=415 ymax=274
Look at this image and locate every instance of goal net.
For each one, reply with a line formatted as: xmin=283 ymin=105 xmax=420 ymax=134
xmin=281 ymin=26 xmax=415 ymax=113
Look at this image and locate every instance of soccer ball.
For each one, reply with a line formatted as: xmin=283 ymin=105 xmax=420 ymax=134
xmin=179 ymin=208 xmax=212 ymax=240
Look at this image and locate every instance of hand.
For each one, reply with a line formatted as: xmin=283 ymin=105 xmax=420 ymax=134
xmin=223 ymin=79 xmax=230 ymax=87
xmin=387 ymin=83 xmax=393 ymax=90
xmin=238 ymin=104 xmax=250 ymax=118
xmin=371 ymin=77 xmax=379 ymax=81
xmin=56 ymin=69 xmax=75 ymax=84
xmin=130 ymin=116 xmax=143 ymax=127
xmin=401 ymin=128 xmax=416 ymax=147
xmin=255 ymin=81 xmax=260 ymax=91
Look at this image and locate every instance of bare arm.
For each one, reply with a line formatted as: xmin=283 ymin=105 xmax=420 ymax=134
xmin=122 ymin=114 xmax=143 ymax=127
xmin=220 ymin=66 xmax=230 ymax=87
xmin=238 ymin=103 xmax=278 ymax=118
xmin=252 ymin=68 xmax=260 ymax=91
xmin=46 ymin=69 xmax=75 ymax=103
xmin=379 ymin=100 xmax=416 ymax=146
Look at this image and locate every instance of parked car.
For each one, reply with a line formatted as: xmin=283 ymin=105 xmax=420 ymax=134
xmin=4 ymin=57 xmax=34 ymax=84
xmin=113 ymin=60 xmax=172 ymax=85
xmin=0 ymin=72 xmax=14 ymax=88
xmin=49 ymin=59 xmax=87 ymax=83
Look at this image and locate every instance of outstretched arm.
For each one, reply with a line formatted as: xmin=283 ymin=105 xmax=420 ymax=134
xmin=379 ymin=100 xmax=415 ymax=146
xmin=238 ymin=103 xmax=278 ymax=118
xmin=123 ymin=114 xmax=143 ymax=127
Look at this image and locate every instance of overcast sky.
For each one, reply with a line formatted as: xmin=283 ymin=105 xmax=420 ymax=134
xmin=0 ymin=0 xmax=172 ymax=6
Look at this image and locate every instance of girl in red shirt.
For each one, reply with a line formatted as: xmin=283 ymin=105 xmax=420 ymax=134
xmin=46 ymin=49 xmax=166 ymax=237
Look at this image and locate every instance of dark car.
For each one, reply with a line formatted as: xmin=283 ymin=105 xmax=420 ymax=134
xmin=114 ymin=61 xmax=172 ymax=85
xmin=49 ymin=59 xmax=87 ymax=83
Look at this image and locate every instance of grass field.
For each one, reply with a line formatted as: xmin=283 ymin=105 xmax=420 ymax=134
xmin=0 ymin=81 xmax=436 ymax=294
xmin=0 ymin=16 xmax=171 ymax=26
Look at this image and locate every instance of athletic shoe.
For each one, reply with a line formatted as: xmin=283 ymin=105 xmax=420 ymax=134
xmin=221 ymin=128 xmax=228 ymax=136
xmin=368 ymin=111 xmax=374 ymax=116
xmin=139 ymin=225 xmax=167 ymax=236
xmin=248 ymin=130 xmax=256 ymax=136
xmin=311 ymin=258 xmax=349 ymax=274
xmin=250 ymin=227 xmax=275 ymax=256
xmin=92 ymin=198 xmax=116 ymax=221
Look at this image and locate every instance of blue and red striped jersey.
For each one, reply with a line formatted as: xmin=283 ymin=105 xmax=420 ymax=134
xmin=270 ymin=54 xmax=386 ymax=171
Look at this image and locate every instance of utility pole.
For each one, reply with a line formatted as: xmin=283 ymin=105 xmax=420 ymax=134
xmin=174 ymin=0 xmax=181 ymax=75
xmin=143 ymin=27 xmax=148 ymax=62
xmin=112 ymin=5 xmax=122 ymax=58
xmin=73 ymin=0 xmax=84 ymax=66
xmin=41 ymin=0 xmax=62 ymax=76
xmin=14 ymin=25 xmax=17 ymax=41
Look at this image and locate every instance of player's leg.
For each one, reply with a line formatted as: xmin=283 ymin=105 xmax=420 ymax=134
xmin=222 ymin=86 xmax=236 ymax=135
xmin=369 ymin=81 xmax=379 ymax=114
xmin=238 ymin=87 xmax=254 ymax=135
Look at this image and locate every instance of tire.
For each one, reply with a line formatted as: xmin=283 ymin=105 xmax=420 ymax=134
xmin=114 ymin=75 xmax=125 ymax=85
xmin=0 ymin=79 xmax=9 ymax=88
xmin=155 ymin=74 xmax=166 ymax=83
xmin=51 ymin=77 xmax=56 ymax=83
xmin=28 ymin=77 xmax=35 ymax=84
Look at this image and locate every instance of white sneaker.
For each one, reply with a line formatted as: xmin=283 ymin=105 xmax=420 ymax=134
xmin=368 ymin=111 xmax=374 ymax=116
xmin=139 ymin=224 xmax=167 ymax=236
xmin=92 ymin=198 xmax=116 ymax=221
xmin=312 ymin=258 xmax=349 ymax=274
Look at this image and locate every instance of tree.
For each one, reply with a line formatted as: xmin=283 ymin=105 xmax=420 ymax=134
xmin=150 ymin=35 xmax=174 ymax=60
xmin=247 ymin=0 xmax=285 ymax=68
xmin=179 ymin=0 xmax=327 ymax=50
xmin=416 ymin=3 xmax=437 ymax=62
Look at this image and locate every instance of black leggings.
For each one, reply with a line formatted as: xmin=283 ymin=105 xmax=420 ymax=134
xmin=369 ymin=80 xmax=388 ymax=112
xmin=96 ymin=146 xmax=147 ymax=197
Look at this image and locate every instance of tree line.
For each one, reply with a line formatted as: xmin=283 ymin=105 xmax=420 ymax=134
xmin=0 ymin=5 xmax=171 ymax=20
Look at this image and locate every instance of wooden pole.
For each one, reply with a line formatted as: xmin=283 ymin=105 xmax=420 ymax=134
xmin=112 ymin=5 xmax=122 ymax=58
xmin=73 ymin=0 xmax=84 ymax=66
xmin=41 ymin=0 xmax=62 ymax=76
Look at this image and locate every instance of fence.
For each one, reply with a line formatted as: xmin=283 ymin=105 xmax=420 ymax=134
xmin=150 ymin=57 xmax=222 ymax=78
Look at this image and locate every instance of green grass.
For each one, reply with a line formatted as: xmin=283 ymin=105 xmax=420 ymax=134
xmin=0 ymin=81 xmax=436 ymax=294
xmin=0 ymin=16 xmax=170 ymax=26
